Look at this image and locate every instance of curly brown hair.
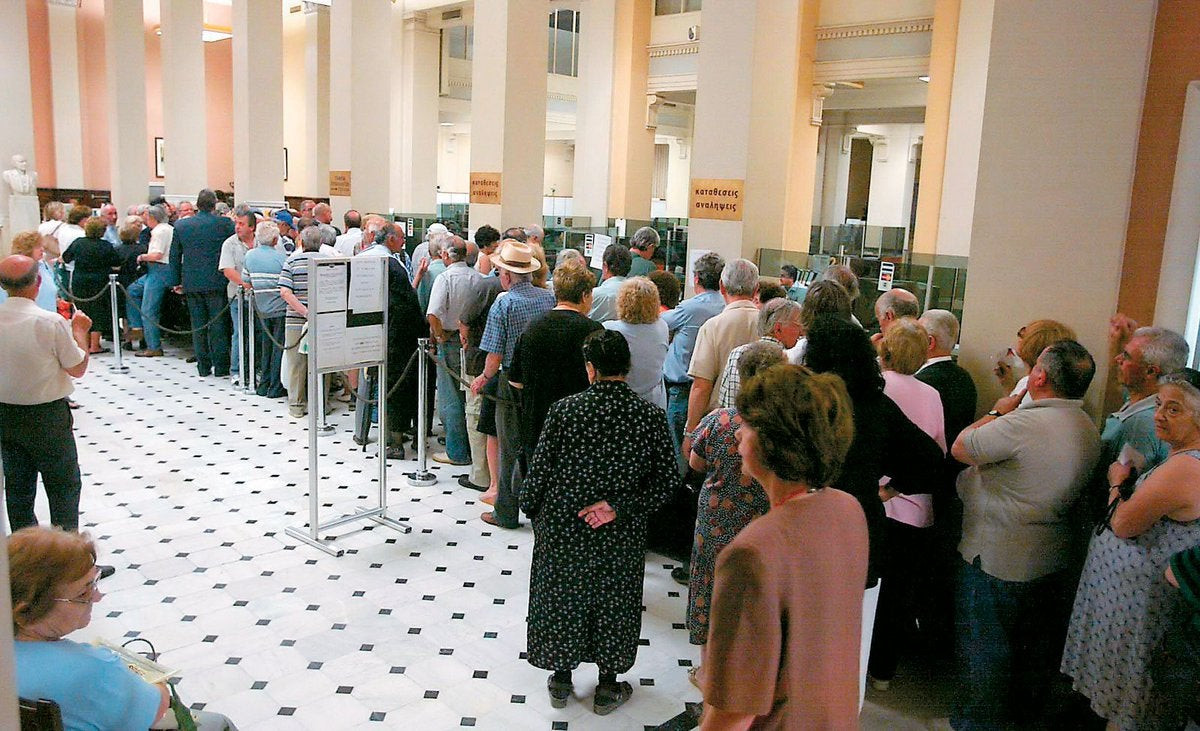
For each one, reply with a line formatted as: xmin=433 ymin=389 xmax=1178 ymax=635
xmin=616 ymin=277 xmax=661 ymax=325
xmin=737 ymin=364 xmax=855 ymax=487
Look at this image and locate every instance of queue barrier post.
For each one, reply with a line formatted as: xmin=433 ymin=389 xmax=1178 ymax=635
xmin=406 ymin=339 xmax=437 ymax=487
xmin=109 ymin=274 xmax=127 ymax=372
xmin=246 ymin=288 xmax=256 ymax=395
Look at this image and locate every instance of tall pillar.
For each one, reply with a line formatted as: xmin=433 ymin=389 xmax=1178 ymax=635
xmin=911 ymin=0 xmax=960 ymax=254
xmin=392 ymin=12 xmax=439 ymax=215
xmin=0 ymin=0 xmax=38 ymax=255
xmin=606 ymin=0 xmax=655 ymax=221
xmin=47 ymin=0 xmax=85 ymax=189
xmin=689 ymin=0 xmax=819 ymax=265
xmin=160 ymin=0 xmax=207 ymax=199
xmin=232 ymin=0 xmax=283 ymax=207
xmin=572 ymin=0 xmax=617 ymax=225
xmin=104 ymin=0 xmax=148 ymax=211
xmin=302 ymin=1 xmax=329 ymax=198
xmin=956 ymin=0 xmax=1156 ymax=416
xmin=468 ymin=0 xmax=548 ymax=231
xmin=329 ymin=0 xmax=391 ymax=218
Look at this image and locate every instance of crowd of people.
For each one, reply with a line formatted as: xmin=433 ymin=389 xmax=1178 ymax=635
xmin=3 ymin=188 xmax=1200 ymax=729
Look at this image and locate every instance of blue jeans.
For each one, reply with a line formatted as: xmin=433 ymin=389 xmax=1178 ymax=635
xmin=436 ymin=341 xmax=470 ymax=463
xmin=952 ymin=557 xmax=1073 ymax=730
xmin=229 ymin=295 xmax=241 ymax=376
xmin=186 ymin=291 xmax=231 ymax=376
xmin=666 ymin=383 xmax=690 ymax=474
xmin=125 ymin=263 xmax=171 ymax=350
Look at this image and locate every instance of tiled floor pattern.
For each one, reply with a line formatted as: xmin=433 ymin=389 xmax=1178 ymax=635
xmin=40 ymin=347 xmax=949 ymax=730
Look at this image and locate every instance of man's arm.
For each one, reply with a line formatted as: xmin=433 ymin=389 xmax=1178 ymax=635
xmin=64 ymin=310 xmax=92 ymax=378
xmin=279 ymin=288 xmax=306 ymax=319
xmin=470 ymin=352 xmax=503 ymax=394
xmin=951 ymin=389 xmax=1025 ymax=465
xmin=427 ymin=313 xmax=445 ymax=343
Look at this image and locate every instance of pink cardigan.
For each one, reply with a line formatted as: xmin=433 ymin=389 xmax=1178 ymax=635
xmin=881 ymin=370 xmax=947 ymax=527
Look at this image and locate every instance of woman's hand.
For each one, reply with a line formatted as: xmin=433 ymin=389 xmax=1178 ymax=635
xmin=1108 ymin=461 xmax=1133 ymax=491
xmin=993 ymin=358 xmax=1014 ymax=390
xmin=579 ymin=500 xmax=616 ymax=529
xmin=879 ymin=485 xmax=899 ymax=502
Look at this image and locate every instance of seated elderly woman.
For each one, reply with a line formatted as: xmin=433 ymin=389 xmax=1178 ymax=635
xmin=700 ymin=364 xmax=868 ymax=728
xmin=1061 ymin=367 xmax=1200 ymax=730
xmin=603 ymin=277 xmax=669 ymax=408
xmin=10 ymin=526 xmax=237 ymax=730
xmin=686 ymin=341 xmax=785 ymax=682
xmin=717 ymin=298 xmax=802 ymax=408
xmin=0 ymin=231 xmax=59 ymax=312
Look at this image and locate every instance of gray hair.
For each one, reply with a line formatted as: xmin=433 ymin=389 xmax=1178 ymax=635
xmin=736 ymin=340 xmax=786 ymax=384
xmin=822 ymin=264 xmax=860 ymax=301
xmin=466 ymin=240 xmax=480 ymax=267
xmin=147 ymin=205 xmax=169 ymax=224
xmin=214 ymin=201 xmax=231 ymax=215
xmin=503 ymin=269 xmax=531 ymax=285
xmin=444 ymin=235 xmax=468 ymax=262
xmin=759 ymin=298 xmax=801 ymax=336
xmin=556 ymin=248 xmax=585 ymax=268
xmin=254 ymin=220 xmax=281 ymax=247
xmin=233 ymin=204 xmax=258 ymax=227
xmin=301 ymin=225 xmax=325 ymax=252
xmin=0 ymin=258 xmax=38 ymax=294
xmin=319 ymin=225 xmax=336 ymax=247
xmin=629 ymin=226 xmax=660 ymax=252
xmin=127 ymin=204 xmax=147 ymax=216
xmin=694 ymin=252 xmax=725 ymax=291
xmin=523 ymin=224 xmax=545 ymax=241
xmin=920 ymin=309 xmax=960 ymax=353
xmin=427 ymin=233 xmax=446 ymax=258
xmin=1039 ymin=339 xmax=1095 ymax=400
xmin=721 ymin=259 xmax=759 ymax=297
xmin=1133 ymin=326 xmax=1189 ymax=375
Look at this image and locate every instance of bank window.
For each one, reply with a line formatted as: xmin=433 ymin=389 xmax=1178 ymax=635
xmin=547 ymin=9 xmax=579 ymax=77
xmin=445 ymin=25 xmax=472 ymax=60
xmin=655 ymin=0 xmax=702 ymax=15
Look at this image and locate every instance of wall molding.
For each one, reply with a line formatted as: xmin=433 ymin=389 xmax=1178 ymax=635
xmin=648 ymin=73 xmax=698 ymax=93
xmin=814 ymin=55 xmax=930 ymax=82
xmin=648 ymin=41 xmax=699 ymax=58
xmin=816 ymin=17 xmax=933 ymax=41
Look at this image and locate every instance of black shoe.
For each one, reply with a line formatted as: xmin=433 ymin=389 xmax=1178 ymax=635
xmin=458 ymin=475 xmax=487 ymax=491
xmin=547 ymin=674 xmax=572 ymax=709
xmin=97 ymin=564 xmax=116 ymax=580
xmin=385 ymin=445 xmax=405 ymax=460
xmin=593 ymin=681 xmax=632 ymax=716
xmin=671 ymin=566 xmax=689 ymax=586
xmin=186 ymin=356 xmax=197 ymax=363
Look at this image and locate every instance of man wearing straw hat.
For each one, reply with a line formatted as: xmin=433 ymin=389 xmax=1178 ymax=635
xmin=470 ymin=240 xmax=555 ymax=529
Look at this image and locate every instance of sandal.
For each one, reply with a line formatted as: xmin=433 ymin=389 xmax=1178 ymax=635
xmin=687 ymin=666 xmax=701 ymax=689
xmin=547 ymin=674 xmax=572 ymax=709
xmin=593 ymin=681 xmax=632 ymax=716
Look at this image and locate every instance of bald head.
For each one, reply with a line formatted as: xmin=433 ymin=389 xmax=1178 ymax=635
xmin=0 ymin=255 xmax=40 ymax=296
xmin=875 ymin=288 xmax=920 ymax=335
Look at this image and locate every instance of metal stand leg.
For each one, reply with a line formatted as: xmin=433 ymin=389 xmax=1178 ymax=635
xmin=247 ymin=291 xmax=256 ymax=394
xmin=109 ymin=274 xmax=127 ymax=372
xmin=407 ymin=339 xmax=436 ymax=487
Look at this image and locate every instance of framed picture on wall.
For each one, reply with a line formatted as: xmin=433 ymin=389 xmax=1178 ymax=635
xmin=284 ymin=147 xmax=289 ymax=181
xmin=154 ymin=137 xmax=165 ymax=179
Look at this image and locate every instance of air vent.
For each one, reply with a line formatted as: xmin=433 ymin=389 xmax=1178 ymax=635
xmin=442 ymin=8 xmax=463 ymax=20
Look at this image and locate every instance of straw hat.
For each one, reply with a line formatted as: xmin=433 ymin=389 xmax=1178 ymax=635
xmin=489 ymin=240 xmax=540 ymax=274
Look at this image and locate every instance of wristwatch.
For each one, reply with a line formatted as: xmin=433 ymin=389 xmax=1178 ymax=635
xmin=987 ymin=409 xmax=1002 ymax=418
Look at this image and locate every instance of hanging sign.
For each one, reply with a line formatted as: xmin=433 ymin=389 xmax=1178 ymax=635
xmin=329 ymin=170 xmax=352 ymax=197
xmin=689 ymin=178 xmax=744 ymax=221
xmin=877 ymin=261 xmax=895 ymax=292
xmin=470 ymin=172 xmax=502 ymax=204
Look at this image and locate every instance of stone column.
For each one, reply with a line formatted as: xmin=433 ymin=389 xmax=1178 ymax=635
xmin=911 ymin=0 xmax=960 ymax=254
xmin=104 ymin=0 xmax=149 ymax=211
xmin=160 ymin=0 xmax=208 ymax=200
xmin=571 ymin=0 xmax=617 ymax=225
xmin=47 ymin=0 xmax=85 ymax=189
xmin=232 ymin=0 xmax=284 ymax=207
xmin=329 ymin=0 xmax=392 ymax=218
xmin=688 ymin=0 xmax=820 ymax=264
xmin=955 ymin=0 xmax=1156 ymax=416
xmin=0 ymin=0 xmax=38 ymax=254
xmin=392 ymin=11 xmax=439 ymax=215
xmin=606 ymin=0 xmax=656 ymax=221
xmin=302 ymin=1 xmax=329 ymax=198
xmin=468 ymin=0 xmax=548 ymax=232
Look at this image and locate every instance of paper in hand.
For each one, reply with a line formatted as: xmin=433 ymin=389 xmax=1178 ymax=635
xmin=1117 ymin=443 xmax=1147 ymax=473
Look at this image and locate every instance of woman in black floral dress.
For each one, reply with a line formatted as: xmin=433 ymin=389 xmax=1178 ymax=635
xmin=521 ymin=330 xmax=678 ymax=716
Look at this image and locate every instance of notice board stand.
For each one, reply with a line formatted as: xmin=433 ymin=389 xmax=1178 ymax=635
xmin=285 ymin=255 xmax=411 ymax=556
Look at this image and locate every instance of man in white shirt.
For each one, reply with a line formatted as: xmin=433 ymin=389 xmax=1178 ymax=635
xmin=219 ymin=205 xmax=258 ymax=384
xmin=0 ymin=255 xmax=91 ymax=532
xmin=334 ymin=210 xmax=363 ymax=257
xmin=127 ymin=204 xmax=174 ymax=357
xmin=427 ymin=236 xmax=479 ymax=466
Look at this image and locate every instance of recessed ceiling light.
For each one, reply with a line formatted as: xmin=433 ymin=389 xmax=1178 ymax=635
xmin=439 ymin=122 xmax=455 ymax=127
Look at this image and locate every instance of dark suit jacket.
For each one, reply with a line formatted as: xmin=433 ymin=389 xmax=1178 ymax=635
xmin=915 ymin=359 xmax=978 ymax=447
xmin=170 ymin=211 xmax=234 ymax=294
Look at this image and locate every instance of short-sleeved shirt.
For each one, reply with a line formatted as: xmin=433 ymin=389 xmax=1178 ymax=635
xmin=279 ymin=251 xmax=326 ymax=327
xmin=0 ymin=297 xmax=86 ymax=405
xmin=334 ymin=228 xmax=363 ymax=257
xmin=588 ymin=275 xmax=627 ymax=323
xmin=243 ymin=244 xmax=288 ymax=317
xmin=603 ymin=318 xmax=669 ymax=409
xmin=957 ymin=397 xmax=1101 ymax=582
xmin=1100 ymin=394 xmax=1168 ymax=474
xmin=717 ymin=336 xmax=783 ymax=408
xmin=661 ymin=290 xmax=725 ymax=384
xmin=217 ymin=234 xmax=250 ymax=299
xmin=629 ymin=255 xmax=656 ymax=277
xmin=148 ymin=222 xmax=173 ymax=261
xmin=15 ymin=639 xmax=162 ymax=731
xmin=427 ymin=261 xmax=481 ymax=332
xmin=687 ymin=300 xmax=760 ymax=410
xmin=480 ymin=281 xmax=556 ymax=368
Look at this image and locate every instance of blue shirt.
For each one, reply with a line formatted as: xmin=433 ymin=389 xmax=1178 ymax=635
xmin=786 ymin=283 xmax=808 ymax=303
xmin=0 ymin=261 xmax=59 ymax=313
xmin=103 ymin=225 xmax=120 ymax=249
xmin=243 ymin=244 xmax=289 ymax=317
xmin=1100 ymin=393 xmax=1169 ymax=474
xmin=481 ymin=281 xmax=555 ymax=368
xmin=661 ymin=290 xmax=725 ymax=383
xmin=588 ymin=275 xmax=627 ymax=323
xmin=15 ymin=639 xmax=162 ymax=731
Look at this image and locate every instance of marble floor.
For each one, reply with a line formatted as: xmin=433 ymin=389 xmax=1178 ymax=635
xmin=29 ymin=346 xmax=951 ymax=730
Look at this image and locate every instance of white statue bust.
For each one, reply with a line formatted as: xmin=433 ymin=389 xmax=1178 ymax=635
xmin=1 ymin=154 xmax=42 ymax=250
xmin=2 ymin=155 xmax=37 ymax=196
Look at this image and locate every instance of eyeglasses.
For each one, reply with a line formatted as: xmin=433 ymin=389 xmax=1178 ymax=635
xmin=53 ymin=577 xmax=101 ymax=606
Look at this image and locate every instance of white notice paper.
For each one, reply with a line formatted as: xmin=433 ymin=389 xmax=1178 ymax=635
xmin=348 ymin=257 xmax=384 ymax=313
xmin=877 ymin=261 xmax=895 ymax=292
xmin=590 ymin=234 xmax=613 ymax=270
xmin=686 ymin=248 xmax=712 ymax=290
xmin=347 ymin=324 xmax=386 ymax=365
xmin=315 ymin=312 xmax=347 ymax=370
xmin=314 ymin=262 xmax=347 ymax=313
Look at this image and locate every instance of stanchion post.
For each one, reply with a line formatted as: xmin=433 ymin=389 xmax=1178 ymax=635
xmin=407 ymin=338 xmax=436 ymax=486
xmin=246 ymin=288 xmax=256 ymax=395
xmin=235 ymin=288 xmax=246 ymax=392
xmin=109 ymin=274 xmax=127 ymax=372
